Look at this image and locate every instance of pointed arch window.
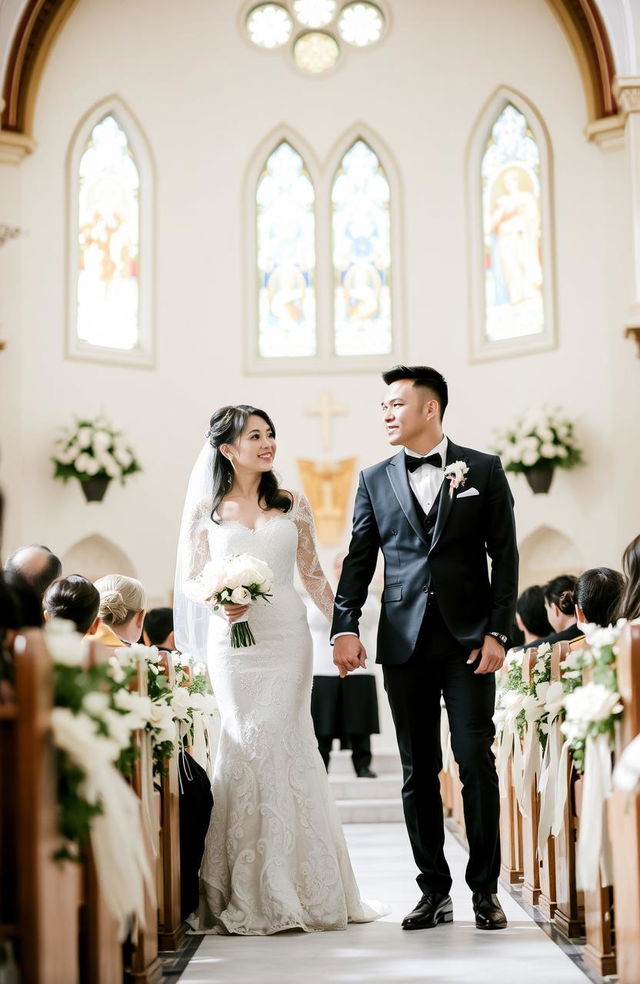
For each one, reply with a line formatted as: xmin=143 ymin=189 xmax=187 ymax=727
xmin=331 ymin=139 xmax=392 ymax=356
xmin=68 ymin=103 xmax=153 ymax=366
xmin=256 ymin=141 xmax=317 ymax=358
xmin=469 ymin=92 xmax=555 ymax=361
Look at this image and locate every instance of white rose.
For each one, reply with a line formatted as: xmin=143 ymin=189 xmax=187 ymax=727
xmin=563 ymin=681 xmax=623 ymax=726
xmin=44 ymin=619 xmax=85 ymax=666
xmin=51 ymin=708 xmax=120 ymax=778
xmin=82 ymin=692 xmax=111 ymax=716
xmin=171 ymin=686 xmax=192 ymax=721
xmin=75 ymin=452 xmax=91 ymax=474
xmin=77 ymin=426 xmax=93 ymax=449
xmin=231 ymin=586 xmax=251 ymax=605
xmin=540 ymin=443 xmax=557 ymax=459
xmin=584 ymin=624 xmax=621 ymax=652
xmin=130 ymin=642 xmax=162 ymax=666
xmin=102 ymin=708 xmax=136 ymax=749
xmin=114 ymin=447 xmax=133 ymax=469
xmin=92 ymin=430 xmax=111 ymax=454
xmin=149 ymin=699 xmax=175 ymax=737
xmin=113 ymin=689 xmax=152 ymax=728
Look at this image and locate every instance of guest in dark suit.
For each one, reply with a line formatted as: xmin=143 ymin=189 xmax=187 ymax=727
xmin=331 ymin=365 xmax=518 ymax=932
xmin=522 ymin=574 xmax=582 ymax=650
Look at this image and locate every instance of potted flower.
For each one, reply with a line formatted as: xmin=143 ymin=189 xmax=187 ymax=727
xmin=53 ymin=415 xmax=141 ymax=502
xmin=491 ymin=406 xmax=583 ymax=494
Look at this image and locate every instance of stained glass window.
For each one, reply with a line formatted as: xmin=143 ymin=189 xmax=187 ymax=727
xmin=76 ymin=115 xmax=140 ymax=351
xmin=332 ymin=140 xmax=391 ymax=357
xmin=481 ymin=103 xmax=544 ymax=342
xmin=257 ymin=141 xmax=316 ymax=358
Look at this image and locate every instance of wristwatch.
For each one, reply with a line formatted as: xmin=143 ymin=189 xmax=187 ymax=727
xmin=488 ymin=632 xmax=508 ymax=649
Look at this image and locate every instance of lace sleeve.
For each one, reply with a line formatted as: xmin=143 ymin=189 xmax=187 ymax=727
xmin=183 ymin=498 xmax=211 ymax=606
xmin=292 ymin=492 xmax=334 ymax=622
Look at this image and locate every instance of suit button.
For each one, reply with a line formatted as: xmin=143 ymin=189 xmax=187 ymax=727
xmin=423 ymin=585 xmax=429 ymax=593
xmin=391 ymin=528 xmax=397 ymax=535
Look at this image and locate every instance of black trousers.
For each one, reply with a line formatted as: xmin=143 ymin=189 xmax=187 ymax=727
xmin=383 ymin=599 xmax=500 ymax=895
xmin=317 ymin=734 xmax=372 ymax=774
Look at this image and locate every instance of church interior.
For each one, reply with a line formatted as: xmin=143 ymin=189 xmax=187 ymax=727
xmin=1 ymin=0 xmax=640 ymax=981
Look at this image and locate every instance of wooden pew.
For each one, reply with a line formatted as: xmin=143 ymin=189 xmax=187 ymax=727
xmin=607 ymin=621 xmax=640 ymax=984
xmin=521 ymin=647 xmax=541 ymax=906
xmin=127 ymin=649 xmax=163 ymax=984
xmin=576 ymin=661 xmax=616 ymax=977
xmin=156 ymin=652 xmax=185 ymax=951
xmin=537 ymin=643 xmax=561 ymax=920
xmin=497 ymin=659 xmax=523 ymax=886
xmin=0 ymin=629 xmax=80 ymax=984
xmin=551 ymin=642 xmax=585 ymax=938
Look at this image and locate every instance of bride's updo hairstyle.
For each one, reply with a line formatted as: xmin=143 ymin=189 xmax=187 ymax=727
xmin=207 ymin=404 xmax=293 ymax=524
xmin=95 ymin=574 xmax=146 ymax=626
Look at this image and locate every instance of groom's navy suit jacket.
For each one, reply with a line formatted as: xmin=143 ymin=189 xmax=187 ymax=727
xmin=331 ymin=440 xmax=519 ymax=664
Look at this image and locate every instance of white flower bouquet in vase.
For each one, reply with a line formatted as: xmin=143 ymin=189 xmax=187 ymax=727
xmin=199 ymin=554 xmax=274 ymax=648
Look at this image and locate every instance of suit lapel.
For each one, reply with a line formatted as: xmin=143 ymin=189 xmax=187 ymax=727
xmin=429 ymin=440 xmax=466 ymax=553
xmin=386 ymin=451 xmax=429 ymax=547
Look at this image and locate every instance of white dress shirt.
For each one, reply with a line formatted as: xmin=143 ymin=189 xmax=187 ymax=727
xmin=405 ymin=435 xmax=448 ymax=515
xmin=332 ymin=436 xmax=448 ymax=643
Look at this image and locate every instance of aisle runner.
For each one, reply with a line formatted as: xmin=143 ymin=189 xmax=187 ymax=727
xmin=179 ymin=824 xmax=589 ymax=984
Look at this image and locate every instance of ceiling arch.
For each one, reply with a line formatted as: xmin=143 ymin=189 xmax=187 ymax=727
xmin=0 ymin=0 xmax=626 ymax=139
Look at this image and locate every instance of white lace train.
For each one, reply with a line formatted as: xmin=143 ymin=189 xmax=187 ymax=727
xmin=185 ymin=496 xmax=383 ymax=935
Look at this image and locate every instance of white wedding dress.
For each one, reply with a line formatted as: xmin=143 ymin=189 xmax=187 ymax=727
xmin=185 ymin=492 xmax=381 ymax=935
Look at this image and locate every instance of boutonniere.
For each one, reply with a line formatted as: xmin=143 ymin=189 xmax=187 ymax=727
xmin=443 ymin=460 xmax=469 ymax=498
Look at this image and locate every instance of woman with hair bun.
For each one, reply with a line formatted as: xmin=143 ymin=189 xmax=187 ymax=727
xmin=43 ymin=574 xmax=100 ymax=636
xmin=93 ymin=574 xmax=146 ymax=650
xmin=523 ymin=574 xmax=583 ymax=649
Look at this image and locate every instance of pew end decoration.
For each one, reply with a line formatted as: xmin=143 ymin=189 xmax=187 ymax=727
xmin=491 ymin=406 xmax=583 ymax=494
xmin=52 ymin=414 xmax=142 ymax=502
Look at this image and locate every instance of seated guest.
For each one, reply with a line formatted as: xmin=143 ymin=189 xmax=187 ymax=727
xmin=523 ymin=574 xmax=582 ymax=649
xmin=574 ymin=567 xmax=625 ymax=630
xmin=4 ymin=544 xmax=62 ymax=598
xmin=43 ymin=575 xmax=100 ymax=636
xmin=143 ymin=606 xmax=175 ymax=652
xmin=616 ymin=533 xmax=640 ymax=622
xmin=94 ymin=574 xmax=146 ymax=650
xmin=514 ymin=585 xmax=552 ymax=646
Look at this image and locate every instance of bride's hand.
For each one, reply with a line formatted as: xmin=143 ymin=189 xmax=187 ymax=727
xmin=221 ymin=603 xmax=250 ymax=623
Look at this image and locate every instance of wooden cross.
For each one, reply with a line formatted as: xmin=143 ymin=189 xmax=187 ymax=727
xmin=305 ymin=391 xmax=348 ymax=453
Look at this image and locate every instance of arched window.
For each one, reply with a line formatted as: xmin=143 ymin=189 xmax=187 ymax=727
xmin=332 ymin=139 xmax=392 ymax=356
xmin=468 ymin=90 xmax=555 ymax=361
xmin=68 ymin=101 xmax=153 ymax=366
xmin=256 ymin=141 xmax=316 ymax=358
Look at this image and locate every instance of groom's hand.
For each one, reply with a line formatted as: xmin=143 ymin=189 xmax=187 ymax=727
xmin=467 ymin=635 xmax=505 ymax=675
xmin=333 ymin=635 xmax=367 ymax=678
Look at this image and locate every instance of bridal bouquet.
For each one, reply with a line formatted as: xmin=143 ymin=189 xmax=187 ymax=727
xmin=199 ymin=554 xmax=273 ymax=648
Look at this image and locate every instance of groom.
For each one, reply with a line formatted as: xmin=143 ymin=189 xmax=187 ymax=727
xmin=331 ymin=365 xmax=518 ymax=931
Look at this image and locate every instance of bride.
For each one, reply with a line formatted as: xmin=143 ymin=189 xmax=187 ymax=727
xmin=174 ymin=404 xmax=381 ymax=935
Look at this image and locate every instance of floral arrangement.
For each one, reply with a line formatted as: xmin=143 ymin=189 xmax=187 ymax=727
xmin=52 ymin=415 xmax=141 ymax=485
xmin=443 ymin=460 xmax=468 ymax=498
xmin=491 ymin=406 xmax=583 ymax=475
xmin=560 ymin=623 xmax=624 ymax=774
xmin=199 ymin=554 xmax=274 ymax=648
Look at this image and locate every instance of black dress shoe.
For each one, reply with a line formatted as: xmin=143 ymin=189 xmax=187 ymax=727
xmin=402 ymin=892 xmax=453 ymax=930
xmin=472 ymin=892 xmax=507 ymax=930
xmin=356 ymin=767 xmax=377 ymax=778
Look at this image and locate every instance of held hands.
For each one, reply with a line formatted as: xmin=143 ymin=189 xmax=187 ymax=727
xmin=467 ymin=634 xmax=505 ymax=675
xmin=220 ymin=603 xmax=250 ymax=624
xmin=333 ymin=635 xmax=367 ymax=678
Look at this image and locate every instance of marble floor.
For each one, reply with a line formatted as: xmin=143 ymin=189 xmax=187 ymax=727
xmin=178 ymin=823 xmax=590 ymax=984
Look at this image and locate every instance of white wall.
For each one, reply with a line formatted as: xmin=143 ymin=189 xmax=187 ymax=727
xmin=0 ymin=0 xmax=638 ymax=607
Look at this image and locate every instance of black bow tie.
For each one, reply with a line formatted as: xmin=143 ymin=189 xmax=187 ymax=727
xmin=405 ymin=452 xmax=442 ymax=473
